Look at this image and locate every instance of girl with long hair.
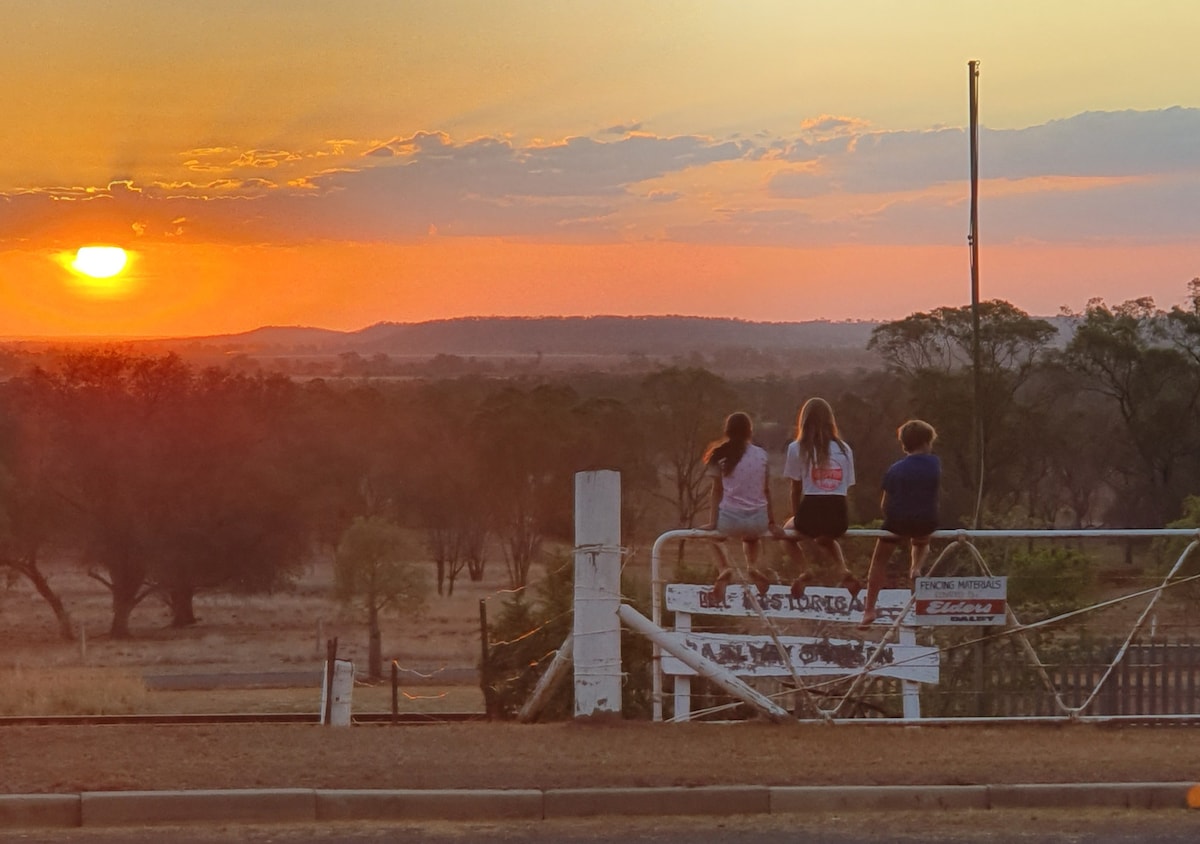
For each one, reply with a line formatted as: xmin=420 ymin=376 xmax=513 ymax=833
xmin=782 ymin=397 xmax=861 ymax=599
xmin=701 ymin=411 xmax=781 ymax=602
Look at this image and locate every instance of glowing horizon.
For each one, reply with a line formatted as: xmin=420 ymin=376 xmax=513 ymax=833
xmin=1 ymin=2 xmax=1197 ymax=338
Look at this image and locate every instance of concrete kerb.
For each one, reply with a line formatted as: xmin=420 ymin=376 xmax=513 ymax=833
xmin=771 ymin=784 xmax=989 ymax=813
xmin=317 ymin=789 xmax=543 ymax=821
xmin=545 ymin=785 xmax=770 ymax=818
xmin=986 ymin=782 xmax=1192 ymax=810
xmin=80 ymin=789 xmax=316 ymax=826
xmin=0 ymin=784 xmax=1194 ymax=829
xmin=0 ymin=793 xmax=81 ymax=829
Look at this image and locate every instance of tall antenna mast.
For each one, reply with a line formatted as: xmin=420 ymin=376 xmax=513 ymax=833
xmin=968 ymin=60 xmax=984 ymax=529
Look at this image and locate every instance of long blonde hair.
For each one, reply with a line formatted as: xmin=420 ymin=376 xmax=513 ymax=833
xmin=796 ymin=397 xmax=845 ymax=468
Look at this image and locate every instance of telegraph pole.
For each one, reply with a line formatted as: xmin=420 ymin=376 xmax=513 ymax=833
xmin=968 ymin=60 xmax=984 ymax=530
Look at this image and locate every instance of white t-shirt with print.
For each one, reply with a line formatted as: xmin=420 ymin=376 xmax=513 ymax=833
xmin=783 ymin=439 xmax=855 ymax=496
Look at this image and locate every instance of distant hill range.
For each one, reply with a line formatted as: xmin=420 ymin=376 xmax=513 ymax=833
xmin=166 ymin=316 xmax=881 ymax=357
xmin=6 ymin=315 xmax=1075 ymax=377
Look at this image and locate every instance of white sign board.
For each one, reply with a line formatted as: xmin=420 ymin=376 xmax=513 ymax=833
xmin=914 ymin=576 xmax=1007 ymax=626
xmin=665 ymin=584 xmax=914 ymax=626
xmin=661 ymin=632 xmax=939 ymax=684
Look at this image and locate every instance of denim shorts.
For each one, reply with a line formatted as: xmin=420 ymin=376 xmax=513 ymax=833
xmin=717 ymin=506 xmax=769 ymax=539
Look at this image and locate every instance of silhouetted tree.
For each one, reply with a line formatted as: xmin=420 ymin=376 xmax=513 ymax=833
xmin=21 ymin=351 xmax=312 ymax=635
xmin=869 ymin=301 xmax=1057 ymax=524
xmin=1061 ymin=294 xmax=1200 ymax=524
xmin=637 ymin=367 xmax=736 ymax=528
xmin=471 ymin=384 xmax=579 ymax=589
xmin=0 ymin=380 xmax=75 ymax=639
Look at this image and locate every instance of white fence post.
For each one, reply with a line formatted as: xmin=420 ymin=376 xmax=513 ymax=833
xmin=899 ymin=626 xmax=922 ymax=719
xmin=320 ymin=658 xmax=355 ymax=726
xmin=673 ymin=608 xmax=692 ymax=722
xmin=573 ymin=470 xmax=622 ymax=718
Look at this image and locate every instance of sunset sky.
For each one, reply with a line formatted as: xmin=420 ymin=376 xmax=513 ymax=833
xmin=1 ymin=1 xmax=1196 ymax=338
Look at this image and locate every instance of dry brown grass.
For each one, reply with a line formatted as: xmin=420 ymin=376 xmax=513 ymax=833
xmin=3 ymin=721 xmax=1198 ymax=794
xmin=0 ymin=550 xmax=509 ymax=716
xmin=0 ymin=667 xmax=148 ymax=716
xmin=137 ymin=685 xmax=484 ymax=715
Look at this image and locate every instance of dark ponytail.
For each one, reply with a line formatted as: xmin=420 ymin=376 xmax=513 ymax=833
xmin=704 ymin=411 xmax=753 ymax=476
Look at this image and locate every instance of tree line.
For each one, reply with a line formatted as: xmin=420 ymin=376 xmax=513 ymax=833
xmin=2 ymin=282 xmax=1197 ymax=653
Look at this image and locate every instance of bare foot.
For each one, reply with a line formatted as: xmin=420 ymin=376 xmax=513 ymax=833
xmin=712 ymin=569 xmax=732 ymax=603
xmin=749 ymin=568 xmax=771 ymax=597
xmin=857 ymin=609 xmax=877 ymax=630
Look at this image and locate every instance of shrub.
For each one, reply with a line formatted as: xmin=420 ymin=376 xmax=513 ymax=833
xmin=1005 ymin=546 xmax=1094 ymax=617
xmin=483 ymin=555 xmax=653 ymax=720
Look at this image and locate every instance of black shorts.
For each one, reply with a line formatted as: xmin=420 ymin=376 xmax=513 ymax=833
xmin=789 ymin=495 xmax=848 ymax=540
xmin=881 ymin=517 xmax=937 ymax=541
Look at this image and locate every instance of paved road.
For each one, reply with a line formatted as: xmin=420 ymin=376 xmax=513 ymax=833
xmin=8 ymin=810 xmax=1200 ymax=844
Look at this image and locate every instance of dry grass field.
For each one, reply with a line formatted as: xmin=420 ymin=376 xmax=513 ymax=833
xmin=0 ymin=553 xmax=496 ymax=718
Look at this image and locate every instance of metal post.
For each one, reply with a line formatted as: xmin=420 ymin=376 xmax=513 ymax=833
xmin=391 ymin=660 xmax=399 ymax=724
xmin=968 ymin=59 xmax=985 ymax=529
xmin=479 ymin=598 xmax=495 ymax=719
xmin=322 ymin=637 xmax=338 ymax=726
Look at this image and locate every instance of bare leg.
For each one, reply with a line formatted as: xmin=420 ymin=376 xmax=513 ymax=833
xmin=782 ymin=518 xmax=814 ymax=598
xmin=859 ymin=538 xmax=898 ymax=629
xmin=710 ymin=540 xmax=731 ymax=575
xmin=816 ymin=537 xmax=849 ymax=573
xmin=743 ymin=538 xmax=772 ymax=596
xmin=817 ymin=537 xmax=861 ymax=599
xmin=909 ymin=539 xmax=931 ymax=580
xmin=709 ymin=540 xmax=733 ymax=600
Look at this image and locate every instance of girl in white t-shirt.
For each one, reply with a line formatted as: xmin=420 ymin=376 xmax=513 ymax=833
xmin=782 ymin=397 xmax=862 ymax=600
xmin=701 ymin=412 xmax=782 ymax=602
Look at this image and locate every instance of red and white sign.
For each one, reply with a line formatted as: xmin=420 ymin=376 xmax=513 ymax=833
xmin=914 ymin=577 xmax=1007 ymax=626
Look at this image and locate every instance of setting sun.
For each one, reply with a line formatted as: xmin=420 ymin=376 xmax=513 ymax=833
xmin=72 ymin=246 xmax=128 ymax=279
xmin=56 ymin=245 xmax=138 ymax=300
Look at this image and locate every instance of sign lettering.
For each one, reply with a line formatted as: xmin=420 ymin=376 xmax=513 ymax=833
xmin=666 ymin=584 xmax=913 ymax=625
xmin=662 ymin=632 xmax=939 ymax=684
xmin=914 ymin=577 xmax=1007 ymax=626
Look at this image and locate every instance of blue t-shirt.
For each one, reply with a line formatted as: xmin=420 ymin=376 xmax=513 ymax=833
xmin=882 ymin=452 xmax=941 ymax=523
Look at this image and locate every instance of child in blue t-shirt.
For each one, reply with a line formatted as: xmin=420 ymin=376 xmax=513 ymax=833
xmin=859 ymin=419 xmax=941 ymax=628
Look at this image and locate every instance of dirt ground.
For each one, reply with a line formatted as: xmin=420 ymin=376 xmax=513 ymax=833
xmin=2 ymin=721 xmax=1199 ymax=795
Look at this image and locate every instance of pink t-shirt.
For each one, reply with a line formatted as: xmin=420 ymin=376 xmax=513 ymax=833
xmin=707 ymin=443 xmax=769 ymax=510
